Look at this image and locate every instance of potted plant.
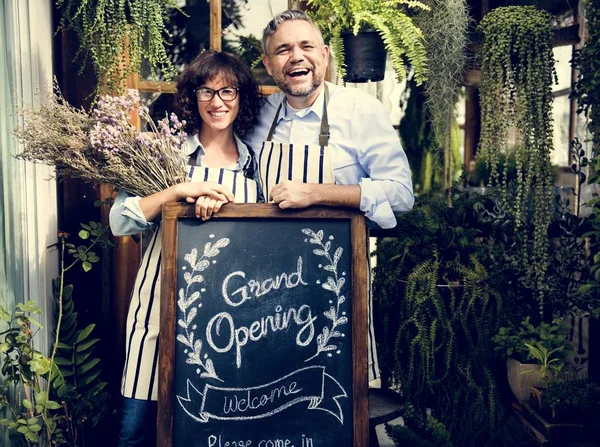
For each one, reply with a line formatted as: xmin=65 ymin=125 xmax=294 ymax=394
xmin=521 ymin=379 xmax=600 ymax=444
xmin=493 ymin=317 xmax=573 ymax=402
xmin=306 ymin=0 xmax=429 ymax=83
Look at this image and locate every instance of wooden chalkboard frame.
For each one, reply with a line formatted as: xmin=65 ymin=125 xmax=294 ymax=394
xmin=158 ymin=203 xmax=369 ymax=447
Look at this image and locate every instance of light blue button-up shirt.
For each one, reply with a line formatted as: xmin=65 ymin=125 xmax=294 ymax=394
xmin=109 ymin=133 xmax=253 ymax=236
xmin=243 ymin=82 xmax=414 ymax=229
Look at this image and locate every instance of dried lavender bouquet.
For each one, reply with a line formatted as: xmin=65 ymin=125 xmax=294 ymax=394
xmin=14 ymin=88 xmax=188 ymax=197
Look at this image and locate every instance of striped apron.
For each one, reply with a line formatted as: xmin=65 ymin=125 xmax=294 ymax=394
xmin=121 ymin=163 xmax=259 ymax=401
xmin=257 ymin=84 xmax=380 ymax=381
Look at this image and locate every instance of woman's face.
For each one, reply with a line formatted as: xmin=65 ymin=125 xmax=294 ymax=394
xmin=196 ymin=77 xmax=240 ymax=134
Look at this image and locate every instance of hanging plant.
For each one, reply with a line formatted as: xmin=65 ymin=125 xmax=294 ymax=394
xmin=56 ymin=0 xmax=182 ymax=94
xmin=306 ymin=0 xmax=429 ymax=83
xmin=477 ymin=6 xmax=557 ymax=312
xmin=415 ymin=0 xmax=471 ymax=190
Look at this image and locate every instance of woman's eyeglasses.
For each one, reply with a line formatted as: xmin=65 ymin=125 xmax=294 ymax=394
xmin=195 ymin=87 xmax=239 ymax=102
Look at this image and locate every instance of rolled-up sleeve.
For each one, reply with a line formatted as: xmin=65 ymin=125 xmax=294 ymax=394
xmin=109 ymin=189 xmax=157 ymax=236
xmin=354 ymin=97 xmax=414 ymax=229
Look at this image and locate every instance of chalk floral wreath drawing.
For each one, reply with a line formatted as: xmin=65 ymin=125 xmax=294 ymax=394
xmin=177 ymin=237 xmax=230 ymax=382
xmin=302 ymin=228 xmax=348 ymax=362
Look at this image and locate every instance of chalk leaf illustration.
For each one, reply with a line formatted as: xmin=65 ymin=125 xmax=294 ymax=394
xmin=177 ymin=237 xmax=230 ymax=381
xmin=303 ymin=228 xmax=347 ymax=361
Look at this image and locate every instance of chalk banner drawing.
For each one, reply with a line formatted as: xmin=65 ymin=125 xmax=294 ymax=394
xmin=173 ymin=219 xmax=353 ymax=447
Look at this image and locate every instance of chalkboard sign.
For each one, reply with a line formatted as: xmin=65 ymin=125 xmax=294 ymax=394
xmin=158 ymin=204 xmax=368 ymax=447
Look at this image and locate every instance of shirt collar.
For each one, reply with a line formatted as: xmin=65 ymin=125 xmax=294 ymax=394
xmin=281 ymin=83 xmax=327 ymax=122
xmin=184 ymin=133 xmax=252 ymax=171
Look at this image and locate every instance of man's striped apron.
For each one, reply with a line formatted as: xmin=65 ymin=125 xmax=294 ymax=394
xmin=257 ymin=84 xmax=380 ymax=381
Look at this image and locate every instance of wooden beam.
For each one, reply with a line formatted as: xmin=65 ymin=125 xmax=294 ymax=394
xmin=210 ymin=0 xmax=222 ymax=51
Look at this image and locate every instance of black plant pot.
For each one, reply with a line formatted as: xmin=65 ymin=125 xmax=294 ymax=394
xmin=341 ymin=29 xmax=386 ymax=83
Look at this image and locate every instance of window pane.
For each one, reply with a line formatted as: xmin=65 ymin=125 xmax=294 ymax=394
xmin=141 ymin=0 xmax=287 ymax=84
xmin=223 ymin=0 xmax=288 ymax=86
xmin=140 ymin=92 xmax=177 ymax=130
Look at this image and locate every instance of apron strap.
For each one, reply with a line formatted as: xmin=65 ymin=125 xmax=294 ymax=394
xmin=266 ymin=84 xmax=330 ymax=146
xmin=319 ymin=84 xmax=330 ymax=147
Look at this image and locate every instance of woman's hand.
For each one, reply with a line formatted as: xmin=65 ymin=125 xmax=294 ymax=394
xmin=179 ymin=182 xmax=234 ymax=220
xmin=192 ymin=195 xmax=228 ymax=220
xmin=179 ymin=181 xmax=234 ymax=204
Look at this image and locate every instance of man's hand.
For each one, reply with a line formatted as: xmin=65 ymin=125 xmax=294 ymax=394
xmin=270 ymin=181 xmax=317 ymax=209
xmin=271 ymin=181 xmax=361 ymax=210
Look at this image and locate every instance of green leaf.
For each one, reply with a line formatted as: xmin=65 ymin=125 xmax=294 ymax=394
xmin=36 ymin=391 xmax=48 ymax=404
xmin=55 ymin=342 xmax=73 ymax=350
xmin=78 ymin=370 xmax=101 ymax=387
xmin=76 ymin=350 xmax=93 ymax=365
xmin=77 ymin=358 xmax=100 ymax=376
xmin=22 ymin=399 xmax=32 ymax=409
xmin=75 ymin=324 xmax=96 ymax=344
xmin=79 ymin=229 xmax=90 ymax=240
xmin=82 ymin=261 xmax=92 ymax=272
xmin=45 ymin=400 xmax=62 ymax=410
xmin=0 ymin=308 xmax=11 ymax=321
xmin=76 ymin=338 xmax=99 ymax=353
xmin=29 ymin=424 xmax=42 ymax=432
xmin=26 ymin=417 xmax=38 ymax=425
xmin=62 ymin=284 xmax=74 ymax=300
xmin=53 ymin=356 xmax=72 ymax=366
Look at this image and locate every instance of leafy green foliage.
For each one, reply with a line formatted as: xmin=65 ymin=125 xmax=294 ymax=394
xmin=306 ymin=0 xmax=429 ymax=83
xmin=373 ymin=189 xmax=503 ymax=445
xmin=574 ymin=1 xmax=600 ymax=308
xmin=493 ymin=317 xmax=572 ymax=364
xmin=477 ymin=6 xmax=557 ymax=313
xmin=0 ymin=304 xmax=66 ymax=444
xmin=385 ymin=404 xmax=453 ymax=447
xmin=0 ymin=221 xmax=114 ymax=445
xmin=56 ymin=0 xmax=183 ymax=94
xmin=541 ymin=379 xmax=600 ymax=422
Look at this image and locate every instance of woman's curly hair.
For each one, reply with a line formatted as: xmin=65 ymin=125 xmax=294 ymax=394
xmin=175 ymin=51 xmax=264 ymax=137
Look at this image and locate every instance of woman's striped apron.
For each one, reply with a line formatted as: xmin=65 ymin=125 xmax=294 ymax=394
xmin=121 ymin=162 xmax=259 ymax=401
xmin=257 ymin=84 xmax=380 ymax=381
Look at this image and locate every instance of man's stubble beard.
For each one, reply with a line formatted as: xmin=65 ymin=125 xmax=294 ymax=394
xmin=276 ymin=72 xmax=324 ymax=98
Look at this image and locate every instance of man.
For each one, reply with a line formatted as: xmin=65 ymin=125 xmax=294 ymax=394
xmin=243 ymin=9 xmax=414 ymax=381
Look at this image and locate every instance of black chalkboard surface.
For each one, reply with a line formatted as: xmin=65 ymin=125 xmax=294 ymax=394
xmin=159 ymin=204 xmax=368 ymax=447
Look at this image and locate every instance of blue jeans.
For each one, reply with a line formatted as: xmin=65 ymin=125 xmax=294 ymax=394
xmin=119 ymin=398 xmax=157 ymax=447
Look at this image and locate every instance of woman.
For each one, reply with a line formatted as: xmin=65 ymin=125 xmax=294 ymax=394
xmin=109 ymin=51 xmax=264 ymax=446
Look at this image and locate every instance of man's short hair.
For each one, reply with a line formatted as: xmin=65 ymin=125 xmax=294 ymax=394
xmin=262 ymin=9 xmax=325 ymax=54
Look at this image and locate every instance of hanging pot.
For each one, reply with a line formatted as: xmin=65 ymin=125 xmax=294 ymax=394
xmin=341 ymin=29 xmax=386 ymax=83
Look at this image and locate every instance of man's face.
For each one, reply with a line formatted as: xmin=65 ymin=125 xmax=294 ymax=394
xmin=263 ymin=20 xmax=329 ymax=106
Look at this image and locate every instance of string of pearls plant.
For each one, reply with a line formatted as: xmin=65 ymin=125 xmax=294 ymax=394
xmin=477 ymin=6 xmax=557 ymax=313
xmin=56 ymin=0 xmax=182 ymax=94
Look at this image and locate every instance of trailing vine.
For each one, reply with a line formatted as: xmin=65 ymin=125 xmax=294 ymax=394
xmin=477 ymin=6 xmax=557 ymax=313
xmin=415 ymin=0 xmax=471 ymax=190
xmin=56 ymin=0 xmax=182 ymax=94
